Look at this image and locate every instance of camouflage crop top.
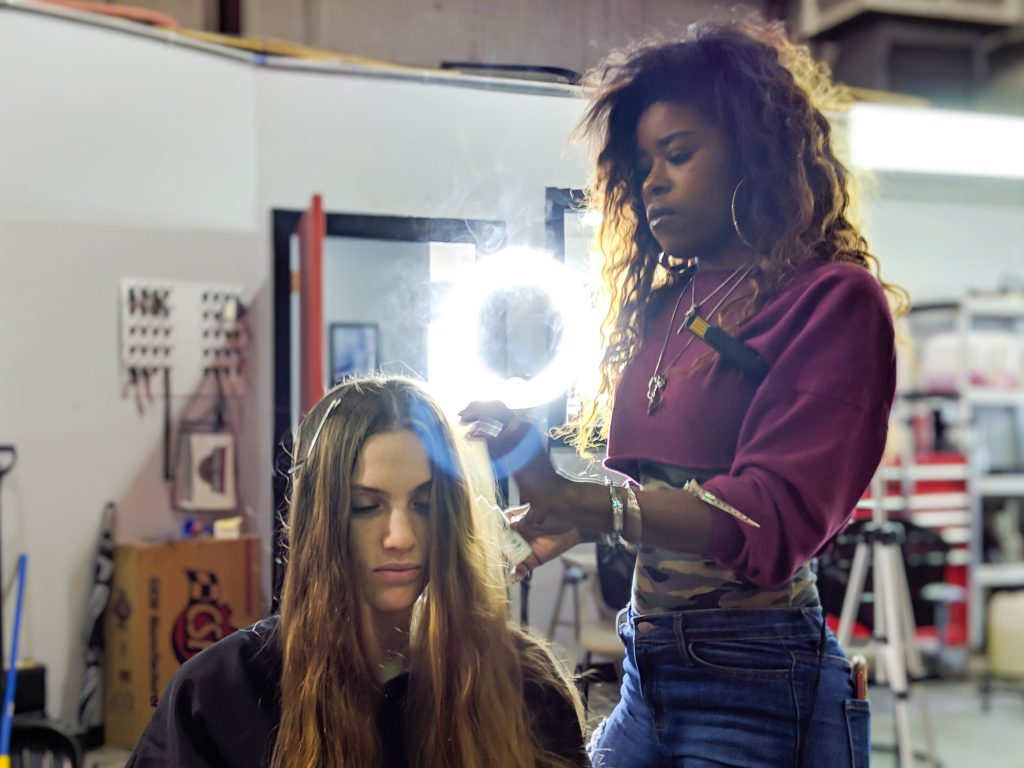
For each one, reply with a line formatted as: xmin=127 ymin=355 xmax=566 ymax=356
xmin=632 ymin=462 xmax=820 ymax=614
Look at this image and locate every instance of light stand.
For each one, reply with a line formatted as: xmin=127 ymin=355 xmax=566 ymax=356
xmin=838 ymin=473 xmax=940 ymax=767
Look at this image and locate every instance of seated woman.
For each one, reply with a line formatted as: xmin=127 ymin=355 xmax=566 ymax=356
xmin=128 ymin=376 xmax=588 ymax=767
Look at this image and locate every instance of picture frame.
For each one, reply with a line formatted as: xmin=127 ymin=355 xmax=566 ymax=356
xmin=329 ymin=322 xmax=379 ymax=384
xmin=173 ymin=426 xmax=238 ymax=512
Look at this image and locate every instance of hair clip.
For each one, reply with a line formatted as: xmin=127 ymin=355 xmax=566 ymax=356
xmin=473 ymin=417 xmax=506 ymax=438
xmin=287 ymin=397 xmax=342 ymax=476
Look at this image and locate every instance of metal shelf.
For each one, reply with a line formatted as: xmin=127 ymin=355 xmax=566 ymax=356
xmin=977 ymin=475 xmax=1024 ymax=497
xmin=898 ymin=390 xmax=959 ymax=402
xmin=907 ymin=301 xmax=960 ymax=314
xmin=879 ymin=464 xmax=968 ymax=482
xmin=966 ymin=388 xmax=1024 ymax=407
xmin=908 ymin=296 xmax=1024 ymax=319
xmin=964 ymin=296 xmax=1024 ymax=319
xmin=976 ymin=562 xmax=1024 ymax=588
xmin=912 ymin=510 xmax=972 ymax=528
xmin=908 ymin=492 xmax=970 ymax=509
xmin=894 ymin=293 xmax=1024 ymax=649
xmin=855 ymin=492 xmax=968 ymax=513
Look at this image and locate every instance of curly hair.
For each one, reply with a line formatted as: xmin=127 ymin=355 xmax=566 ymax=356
xmin=563 ymin=16 xmax=907 ymax=453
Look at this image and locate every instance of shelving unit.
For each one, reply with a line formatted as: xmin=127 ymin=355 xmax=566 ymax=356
xmin=870 ymin=410 xmax=973 ymax=658
xmin=904 ymin=296 xmax=1024 ymax=648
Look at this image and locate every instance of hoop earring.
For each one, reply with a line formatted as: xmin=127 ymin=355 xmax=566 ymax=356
xmin=730 ymin=179 xmax=756 ymax=250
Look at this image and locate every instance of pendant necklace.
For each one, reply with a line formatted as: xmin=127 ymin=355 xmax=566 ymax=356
xmin=646 ymin=259 xmax=756 ymax=415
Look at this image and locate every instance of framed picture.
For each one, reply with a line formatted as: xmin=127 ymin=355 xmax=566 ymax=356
xmin=173 ymin=426 xmax=238 ymax=512
xmin=329 ymin=323 xmax=379 ymax=384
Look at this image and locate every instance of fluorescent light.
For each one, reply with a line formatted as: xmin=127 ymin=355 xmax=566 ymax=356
xmin=848 ymin=102 xmax=1024 ymax=180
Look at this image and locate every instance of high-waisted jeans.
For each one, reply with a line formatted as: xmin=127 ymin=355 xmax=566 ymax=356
xmin=588 ymin=605 xmax=870 ymax=767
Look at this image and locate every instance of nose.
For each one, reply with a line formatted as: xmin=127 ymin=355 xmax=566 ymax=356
xmin=642 ymin=159 xmax=670 ymax=200
xmin=382 ymin=506 xmax=418 ymax=552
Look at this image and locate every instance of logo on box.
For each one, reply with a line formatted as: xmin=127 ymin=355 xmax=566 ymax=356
xmin=171 ymin=569 xmax=237 ymax=664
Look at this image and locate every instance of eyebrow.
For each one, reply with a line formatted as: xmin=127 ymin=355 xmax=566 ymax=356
xmin=656 ymin=130 xmax=697 ymax=148
xmin=352 ymin=481 xmax=433 ymax=496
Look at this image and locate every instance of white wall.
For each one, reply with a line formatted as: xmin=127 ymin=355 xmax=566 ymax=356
xmin=0 ymin=11 xmax=257 ymax=230
xmin=254 ymin=65 xmax=586 ymax=243
xmin=863 ymin=176 xmax=1024 ymax=302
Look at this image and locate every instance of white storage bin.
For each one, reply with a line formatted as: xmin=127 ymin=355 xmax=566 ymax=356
xmin=988 ymin=590 xmax=1024 ymax=678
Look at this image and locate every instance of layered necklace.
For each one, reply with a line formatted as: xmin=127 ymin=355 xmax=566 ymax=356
xmin=646 ymin=258 xmax=756 ymax=415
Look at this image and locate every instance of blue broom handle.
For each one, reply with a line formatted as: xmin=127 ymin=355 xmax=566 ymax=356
xmin=0 ymin=554 xmax=28 ymax=757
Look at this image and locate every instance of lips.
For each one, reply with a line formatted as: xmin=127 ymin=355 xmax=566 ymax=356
xmin=374 ymin=564 xmax=422 ymax=585
xmin=646 ymin=206 xmax=676 ymax=228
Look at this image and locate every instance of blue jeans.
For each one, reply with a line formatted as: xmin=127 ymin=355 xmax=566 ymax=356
xmin=588 ymin=606 xmax=870 ymax=768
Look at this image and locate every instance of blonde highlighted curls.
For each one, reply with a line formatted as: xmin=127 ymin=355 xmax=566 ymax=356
xmin=271 ymin=376 xmax=583 ymax=768
xmin=562 ymin=16 xmax=908 ymax=454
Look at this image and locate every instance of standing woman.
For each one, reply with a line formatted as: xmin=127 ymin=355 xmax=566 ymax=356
xmin=129 ymin=376 xmax=587 ymax=767
xmin=462 ymin=17 xmax=903 ymax=768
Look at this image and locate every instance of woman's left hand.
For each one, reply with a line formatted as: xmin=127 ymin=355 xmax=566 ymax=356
xmin=506 ymin=508 xmax=581 ymax=579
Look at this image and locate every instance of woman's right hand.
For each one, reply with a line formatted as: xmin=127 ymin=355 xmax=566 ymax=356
xmin=458 ymin=400 xmax=524 ymax=458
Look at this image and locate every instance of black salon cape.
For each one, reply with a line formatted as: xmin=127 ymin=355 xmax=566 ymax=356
xmin=127 ymin=616 xmax=589 ymax=767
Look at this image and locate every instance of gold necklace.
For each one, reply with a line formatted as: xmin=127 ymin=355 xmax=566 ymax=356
xmin=646 ymin=260 xmax=755 ymax=415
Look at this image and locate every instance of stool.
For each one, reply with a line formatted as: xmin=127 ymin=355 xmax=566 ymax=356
xmin=546 ymin=550 xmax=597 ymax=642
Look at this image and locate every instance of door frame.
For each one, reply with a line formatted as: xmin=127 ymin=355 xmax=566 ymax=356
xmin=270 ymin=209 xmax=507 ymax=605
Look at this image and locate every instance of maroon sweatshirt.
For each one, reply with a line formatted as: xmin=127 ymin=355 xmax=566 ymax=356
xmin=605 ymin=261 xmax=896 ymax=588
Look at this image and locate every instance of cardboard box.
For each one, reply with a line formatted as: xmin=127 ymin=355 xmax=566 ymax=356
xmin=104 ymin=535 xmax=263 ymax=749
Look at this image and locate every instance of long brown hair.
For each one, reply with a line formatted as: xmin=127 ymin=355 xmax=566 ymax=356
xmin=565 ymin=16 xmax=908 ymax=452
xmin=271 ymin=376 xmax=582 ymax=767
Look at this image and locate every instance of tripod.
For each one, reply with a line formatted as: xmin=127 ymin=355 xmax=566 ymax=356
xmin=837 ymin=473 xmax=940 ymax=768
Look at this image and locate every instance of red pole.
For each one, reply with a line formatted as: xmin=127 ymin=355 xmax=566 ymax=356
xmin=298 ymin=194 xmax=325 ymax=416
